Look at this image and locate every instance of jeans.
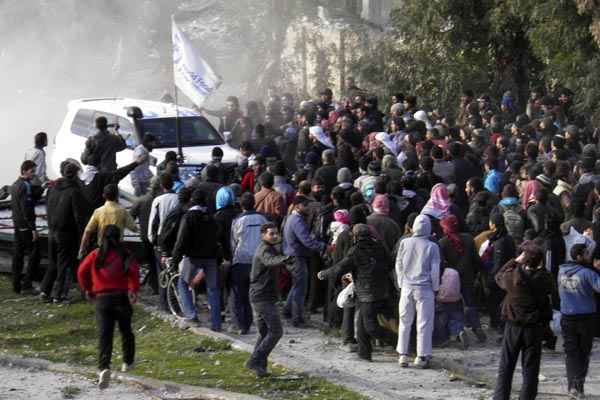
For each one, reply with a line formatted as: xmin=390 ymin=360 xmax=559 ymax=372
xmin=342 ymin=306 xmax=356 ymax=344
xmin=41 ymin=231 xmax=78 ymax=299
xmin=95 ymin=293 xmax=135 ymax=370
xmin=397 ymin=286 xmax=435 ymax=357
xmin=357 ymin=300 xmax=398 ymax=360
xmin=180 ymin=257 xmax=220 ymax=330
xmin=561 ymin=315 xmax=596 ymax=393
xmin=178 ymin=274 xmax=198 ymax=320
xmin=229 ymin=263 xmax=253 ymax=332
xmin=142 ymin=239 xmax=158 ymax=294
xmin=284 ymin=257 xmax=308 ymax=324
xmin=493 ymin=321 xmax=542 ymax=400
xmin=12 ymin=228 xmax=40 ymax=293
xmin=434 ymin=301 xmax=464 ymax=344
xmin=248 ymin=301 xmax=283 ymax=368
xmin=154 ymin=249 xmax=168 ymax=312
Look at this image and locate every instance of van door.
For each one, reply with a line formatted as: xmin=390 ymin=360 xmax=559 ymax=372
xmin=55 ymin=108 xmax=95 ymax=172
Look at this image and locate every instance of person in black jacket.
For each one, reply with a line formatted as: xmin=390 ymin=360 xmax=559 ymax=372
xmin=485 ymin=211 xmax=517 ymax=332
xmin=80 ymin=140 xmax=140 ymax=211
xmin=246 ymin=222 xmax=294 ymax=378
xmin=171 ymin=189 xmax=222 ymax=331
xmin=493 ymin=242 xmax=553 ymax=400
xmin=81 ymin=116 xmax=127 ymax=173
xmin=318 ymin=224 xmax=398 ymax=361
xmin=10 ymin=160 xmax=42 ymax=294
xmin=40 ymin=161 xmax=90 ymax=302
xmin=129 ymin=178 xmax=163 ymax=295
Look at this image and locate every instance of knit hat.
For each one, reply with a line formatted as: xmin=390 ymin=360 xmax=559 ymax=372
xmin=349 ymin=205 xmax=367 ymax=225
xmin=334 ymin=209 xmax=351 ymax=225
xmin=372 ymin=194 xmax=390 ymax=215
xmin=337 ymin=167 xmax=353 ymax=184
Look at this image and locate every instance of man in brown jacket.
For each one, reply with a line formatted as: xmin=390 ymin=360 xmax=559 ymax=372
xmin=492 ymin=242 xmax=553 ymax=400
xmin=254 ymin=172 xmax=285 ymax=224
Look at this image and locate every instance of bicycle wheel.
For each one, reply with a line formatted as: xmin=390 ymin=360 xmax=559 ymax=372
xmin=166 ymin=274 xmax=186 ymax=318
xmin=158 ymin=263 xmax=171 ymax=289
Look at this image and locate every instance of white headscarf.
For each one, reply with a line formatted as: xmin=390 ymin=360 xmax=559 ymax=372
xmin=309 ymin=126 xmax=335 ymax=149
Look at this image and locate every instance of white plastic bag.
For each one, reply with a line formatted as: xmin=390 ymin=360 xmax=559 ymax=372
xmin=336 ymin=282 xmax=355 ymax=308
xmin=550 ymin=310 xmax=562 ymax=335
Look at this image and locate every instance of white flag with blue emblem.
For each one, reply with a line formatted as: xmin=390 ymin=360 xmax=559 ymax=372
xmin=172 ymin=19 xmax=222 ymax=106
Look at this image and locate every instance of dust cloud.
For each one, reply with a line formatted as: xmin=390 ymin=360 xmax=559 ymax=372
xmin=0 ymin=0 xmax=177 ymax=183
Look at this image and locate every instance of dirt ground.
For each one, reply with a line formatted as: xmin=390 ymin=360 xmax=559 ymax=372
xmin=0 ymin=365 xmax=154 ymax=400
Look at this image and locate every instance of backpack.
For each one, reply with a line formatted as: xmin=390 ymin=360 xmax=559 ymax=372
xmin=157 ymin=207 xmax=184 ymax=253
xmin=437 ymin=267 xmax=461 ymax=303
xmin=500 ymin=204 xmax=524 ymax=242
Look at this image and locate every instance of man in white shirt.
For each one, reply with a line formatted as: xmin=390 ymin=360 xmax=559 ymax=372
xmin=131 ymin=134 xmax=157 ymax=197
xmin=24 ymin=132 xmax=48 ymax=183
xmin=148 ymin=174 xmax=179 ymax=311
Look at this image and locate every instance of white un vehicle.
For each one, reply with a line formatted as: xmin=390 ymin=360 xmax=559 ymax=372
xmin=51 ymin=97 xmax=241 ymax=197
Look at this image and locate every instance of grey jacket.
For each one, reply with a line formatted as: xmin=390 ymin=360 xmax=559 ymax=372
xmin=250 ymin=241 xmax=294 ymax=303
xmin=395 ymin=215 xmax=440 ymax=290
xmin=231 ymin=211 xmax=269 ymax=265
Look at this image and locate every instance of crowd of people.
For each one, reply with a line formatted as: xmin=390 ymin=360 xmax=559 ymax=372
xmin=9 ymin=80 xmax=600 ymax=398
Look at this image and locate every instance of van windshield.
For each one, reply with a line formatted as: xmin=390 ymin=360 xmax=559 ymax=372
xmin=138 ymin=116 xmax=224 ymax=148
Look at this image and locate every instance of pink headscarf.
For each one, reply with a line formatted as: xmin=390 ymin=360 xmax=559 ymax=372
xmin=521 ymin=179 xmax=540 ymax=209
xmin=372 ymin=194 xmax=391 ymax=215
xmin=423 ymin=183 xmax=451 ymax=218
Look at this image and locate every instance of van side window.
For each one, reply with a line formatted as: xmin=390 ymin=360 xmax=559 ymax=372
xmin=70 ymin=109 xmax=95 ymax=137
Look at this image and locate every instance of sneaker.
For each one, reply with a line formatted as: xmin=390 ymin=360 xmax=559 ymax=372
xmin=473 ymin=327 xmax=487 ymax=343
xmin=52 ymin=297 xmax=71 ymax=305
xmin=98 ymin=369 xmax=111 ymax=389
xmin=458 ymin=330 xmax=470 ymax=350
xmin=179 ymin=318 xmax=200 ymax=329
xmin=120 ymin=363 xmax=134 ymax=373
xmin=413 ymin=356 xmax=430 ymax=369
xmin=39 ymin=292 xmax=51 ymax=303
xmin=569 ymin=388 xmax=586 ymax=399
xmin=245 ymin=359 xmax=269 ymax=378
xmin=398 ymin=355 xmax=410 ymax=368
xmin=339 ymin=343 xmax=358 ymax=353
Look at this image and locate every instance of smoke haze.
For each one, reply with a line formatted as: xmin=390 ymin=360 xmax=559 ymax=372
xmin=0 ymin=0 xmax=177 ymax=184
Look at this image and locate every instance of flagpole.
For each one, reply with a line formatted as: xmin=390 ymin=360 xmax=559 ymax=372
xmin=173 ymin=28 xmax=184 ymax=164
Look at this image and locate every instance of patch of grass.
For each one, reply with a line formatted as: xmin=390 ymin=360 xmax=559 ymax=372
xmin=0 ymin=276 xmax=366 ymax=400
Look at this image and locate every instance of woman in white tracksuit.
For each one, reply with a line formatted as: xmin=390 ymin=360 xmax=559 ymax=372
xmin=395 ymin=214 xmax=440 ymax=368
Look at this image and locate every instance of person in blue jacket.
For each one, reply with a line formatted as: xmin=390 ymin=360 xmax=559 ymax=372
xmin=558 ymin=243 xmax=600 ymax=398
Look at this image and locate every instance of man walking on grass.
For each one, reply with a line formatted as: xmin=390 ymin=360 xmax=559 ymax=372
xmin=246 ymin=223 xmax=294 ymax=377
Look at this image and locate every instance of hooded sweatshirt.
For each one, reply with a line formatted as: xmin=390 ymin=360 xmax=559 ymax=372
xmin=395 ymin=215 xmax=440 ymax=290
xmin=558 ymin=262 xmax=600 ymax=316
